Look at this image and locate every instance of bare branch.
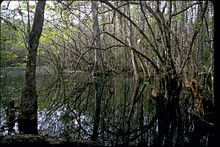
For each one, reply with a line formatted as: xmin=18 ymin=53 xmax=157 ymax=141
xmin=101 ymin=0 xmax=164 ymax=64
xmin=171 ymin=2 xmax=200 ymax=18
xmin=103 ymin=31 xmax=160 ymax=73
xmin=180 ymin=1 xmax=208 ymax=74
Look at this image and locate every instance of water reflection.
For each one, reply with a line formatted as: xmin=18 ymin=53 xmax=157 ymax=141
xmin=0 ymin=69 xmax=215 ymax=146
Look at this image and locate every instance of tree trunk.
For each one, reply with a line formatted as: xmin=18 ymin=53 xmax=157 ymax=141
xmin=127 ymin=3 xmax=139 ymax=80
xmin=92 ymin=1 xmax=103 ymax=74
xmin=91 ymin=1 xmax=104 ymax=142
xmin=18 ymin=0 xmax=46 ymax=134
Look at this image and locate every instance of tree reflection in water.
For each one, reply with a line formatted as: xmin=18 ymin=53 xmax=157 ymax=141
xmin=0 ymin=71 xmax=215 ymax=146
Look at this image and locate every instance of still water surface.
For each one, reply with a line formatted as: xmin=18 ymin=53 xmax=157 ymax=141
xmin=0 ymin=67 xmax=214 ymax=146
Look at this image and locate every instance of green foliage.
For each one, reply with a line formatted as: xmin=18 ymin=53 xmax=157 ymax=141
xmin=139 ymin=41 xmax=150 ymax=49
xmin=202 ymin=49 xmax=211 ymax=64
xmin=1 ymin=51 xmax=13 ymax=61
xmin=200 ymin=86 xmax=212 ymax=100
xmin=1 ymin=6 xmax=27 ymax=67
xmin=1 ymin=18 xmax=18 ymax=31
xmin=0 ymin=50 xmax=23 ymax=67
xmin=41 ymin=31 xmax=56 ymax=42
xmin=173 ymin=14 xmax=183 ymax=22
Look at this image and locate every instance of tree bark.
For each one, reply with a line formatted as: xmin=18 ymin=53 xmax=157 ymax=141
xmin=18 ymin=0 xmax=46 ymax=134
xmin=91 ymin=1 xmax=104 ymax=142
xmin=127 ymin=3 xmax=139 ymax=80
xmin=92 ymin=1 xmax=103 ymax=73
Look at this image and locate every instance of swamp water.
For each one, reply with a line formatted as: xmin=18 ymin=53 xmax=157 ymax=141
xmin=0 ymin=67 xmax=214 ymax=146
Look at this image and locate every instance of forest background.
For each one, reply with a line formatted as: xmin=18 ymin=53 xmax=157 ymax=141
xmin=0 ymin=0 xmax=216 ymax=146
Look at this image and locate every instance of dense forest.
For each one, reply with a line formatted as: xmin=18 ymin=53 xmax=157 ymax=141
xmin=0 ymin=0 xmax=215 ymax=146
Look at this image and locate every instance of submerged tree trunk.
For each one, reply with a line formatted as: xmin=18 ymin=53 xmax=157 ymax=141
xmin=18 ymin=0 xmax=46 ymax=134
xmin=91 ymin=76 xmax=104 ymax=141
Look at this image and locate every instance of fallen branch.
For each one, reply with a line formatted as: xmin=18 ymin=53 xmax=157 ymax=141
xmin=0 ymin=134 xmax=102 ymax=146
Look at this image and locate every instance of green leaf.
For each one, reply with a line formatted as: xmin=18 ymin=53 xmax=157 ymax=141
xmin=13 ymin=54 xmax=18 ymax=58
xmin=6 ymin=72 xmax=12 ymax=75
xmin=64 ymin=79 xmax=68 ymax=83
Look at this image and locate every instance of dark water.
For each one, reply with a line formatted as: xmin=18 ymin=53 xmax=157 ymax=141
xmin=0 ymin=68 xmax=215 ymax=146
